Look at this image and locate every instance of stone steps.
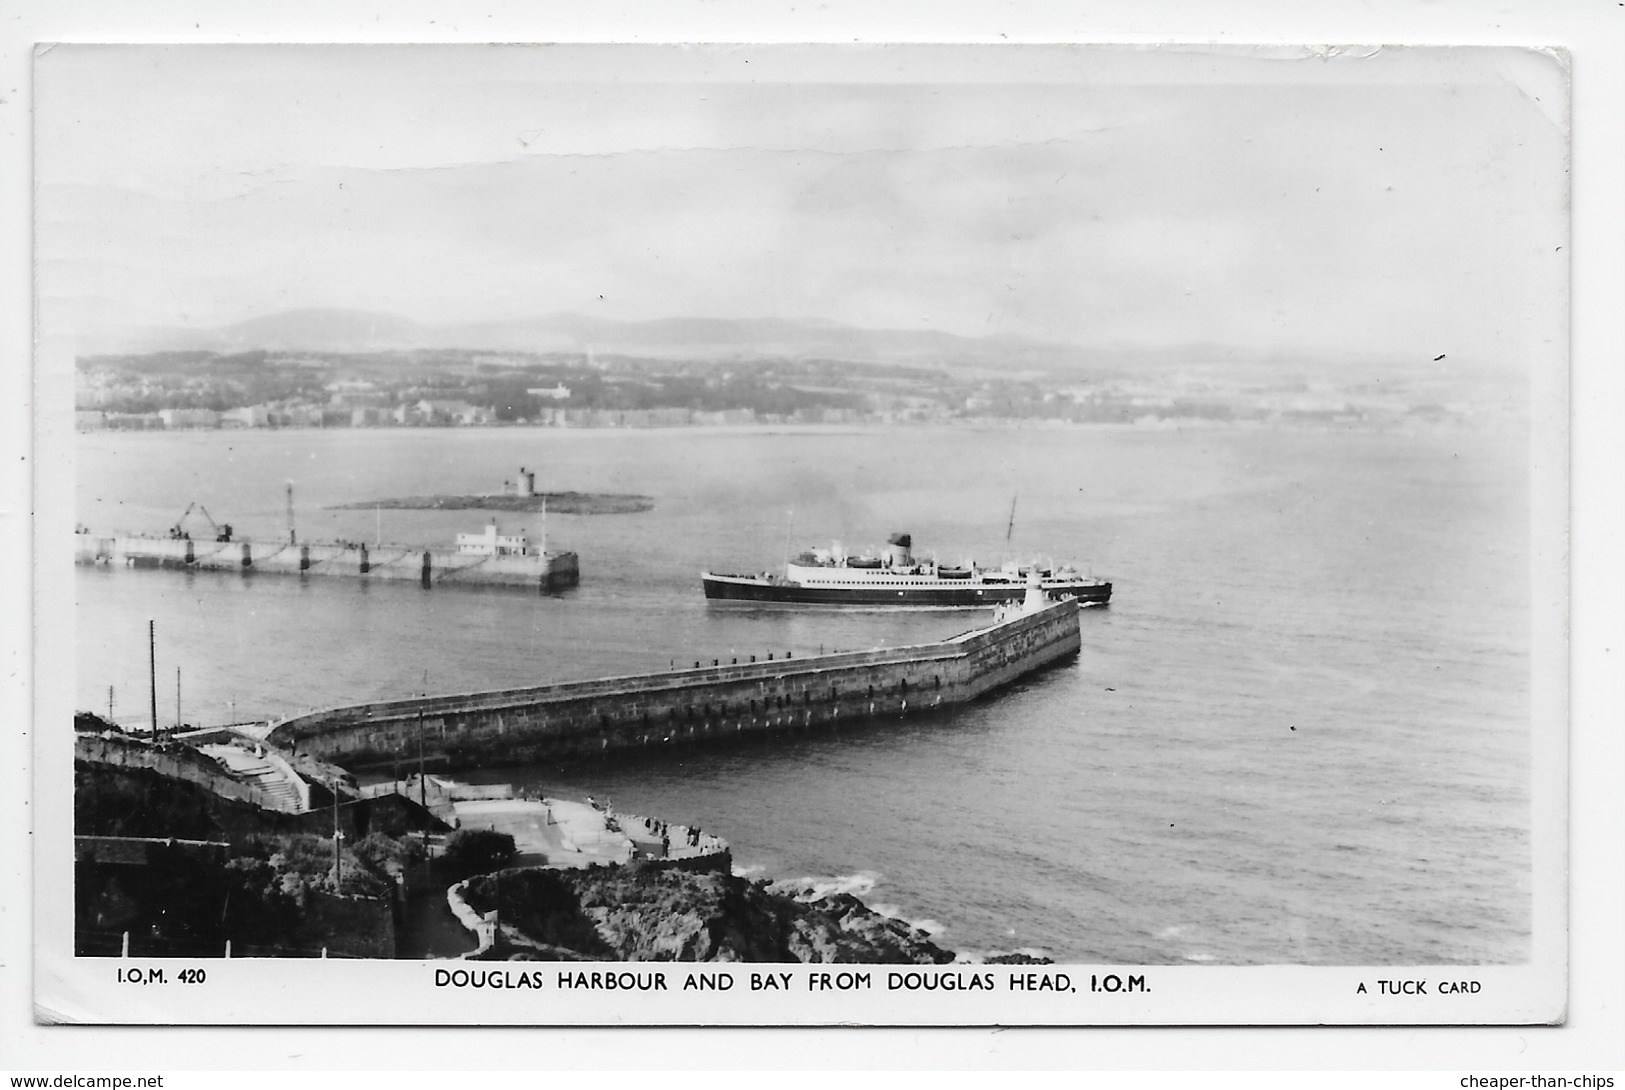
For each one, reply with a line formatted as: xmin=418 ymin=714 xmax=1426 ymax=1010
xmin=198 ymin=744 xmax=305 ymax=813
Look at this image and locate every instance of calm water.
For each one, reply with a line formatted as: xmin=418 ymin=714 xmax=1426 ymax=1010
xmin=72 ymin=422 xmax=1531 ymax=964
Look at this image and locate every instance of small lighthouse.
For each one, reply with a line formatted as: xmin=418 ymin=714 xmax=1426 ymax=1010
xmin=1023 ymin=569 xmax=1046 ymax=613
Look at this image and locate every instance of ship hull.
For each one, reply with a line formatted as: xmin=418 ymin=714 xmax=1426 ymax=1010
xmin=702 ymin=572 xmax=1111 ymax=607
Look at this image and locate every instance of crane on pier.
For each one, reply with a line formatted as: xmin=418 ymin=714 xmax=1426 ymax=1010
xmin=171 ymin=502 xmax=233 ymax=542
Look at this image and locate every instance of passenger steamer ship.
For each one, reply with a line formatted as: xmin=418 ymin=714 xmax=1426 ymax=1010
xmin=701 ymin=532 xmax=1111 ymax=607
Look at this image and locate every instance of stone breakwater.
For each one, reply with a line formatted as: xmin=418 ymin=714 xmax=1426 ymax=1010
xmin=266 ymin=596 xmax=1082 ymax=771
xmin=74 ymin=532 xmax=579 ymax=591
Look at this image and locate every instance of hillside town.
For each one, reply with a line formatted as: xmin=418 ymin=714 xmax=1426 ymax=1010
xmin=73 ymin=348 xmax=1525 ymax=433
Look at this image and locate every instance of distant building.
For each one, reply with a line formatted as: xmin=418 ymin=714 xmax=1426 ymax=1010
xmin=105 ymin=412 xmax=164 ymax=430
xmin=328 ymin=388 xmax=389 ymax=411
xmin=503 ymin=467 xmax=538 ymax=498
xmin=75 ymin=383 xmax=117 ymax=409
xmin=691 ymin=409 xmax=755 ymax=427
xmin=410 ymin=399 xmax=493 ymax=426
xmin=159 ymin=408 xmax=220 ymax=429
xmin=455 ymin=521 xmax=535 ymax=557
xmin=223 ymin=405 xmax=271 ymax=428
xmin=274 ymin=405 xmax=325 ymax=428
xmin=646 ymin=408 xmax=694 ymax=427
xmin=526 ymin=384 xmax=571 ymax=401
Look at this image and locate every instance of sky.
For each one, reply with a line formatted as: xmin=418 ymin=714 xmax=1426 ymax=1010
xmin=34 ymin=44 xmax=1568 ymax=367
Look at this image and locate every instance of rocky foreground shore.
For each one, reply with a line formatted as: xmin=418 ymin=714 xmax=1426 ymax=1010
xmin=460 ymin=865 xmax=960 ymax=963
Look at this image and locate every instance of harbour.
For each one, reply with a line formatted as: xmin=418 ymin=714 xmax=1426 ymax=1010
xmin=74 ymin=588 xmax=1080 ymax=961
xmin=71 ymin=422 xmax=1533 ymax=965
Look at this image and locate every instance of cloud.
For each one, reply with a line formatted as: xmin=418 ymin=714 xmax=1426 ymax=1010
xmin=36 ymin=46 xmax=1565 ymax=368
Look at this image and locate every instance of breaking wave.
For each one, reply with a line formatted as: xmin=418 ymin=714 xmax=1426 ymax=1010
xmin=781 ymin=871 xmax=879 ymax=900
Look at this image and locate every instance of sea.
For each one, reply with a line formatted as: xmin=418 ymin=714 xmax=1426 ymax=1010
xmin=70 ymin=421 xmax=1533 ymax=965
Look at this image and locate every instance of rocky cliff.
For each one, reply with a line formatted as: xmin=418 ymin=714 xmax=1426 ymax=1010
xmin=461 ymin=865 xmax=955 ymax=964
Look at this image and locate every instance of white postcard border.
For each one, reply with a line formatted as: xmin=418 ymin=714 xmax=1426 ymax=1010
xmin=6 ymin=2 xmax=1619 ymax=1071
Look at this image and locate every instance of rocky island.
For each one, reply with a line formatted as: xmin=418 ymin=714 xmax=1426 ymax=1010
xmin=331 ymin=491 xmax=653 ymax=516
xmin=330 ymin=466 xmax=652 ymax=516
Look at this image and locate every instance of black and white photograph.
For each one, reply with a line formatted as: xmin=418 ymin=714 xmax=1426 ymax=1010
xmin=25 ymin=35 xmax=1578 ymax=1033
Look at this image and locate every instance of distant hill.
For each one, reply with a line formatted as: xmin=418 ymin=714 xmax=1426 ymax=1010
xmin=81 ymin=308 xmax=432 ymax=356
xmin=441 ymin=313 xmax=1068 ymax=368
xmin=221 ymin=308 xmax=431 ymax=351
xmin=86 ymin=308 xmax=1096 ymax=372
xmin=80 ymin=307 xmax=1493 ymax=386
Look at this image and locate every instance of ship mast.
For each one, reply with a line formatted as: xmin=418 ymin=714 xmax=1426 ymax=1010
xmin=999 ymin=494 xmax=1019 ymax=569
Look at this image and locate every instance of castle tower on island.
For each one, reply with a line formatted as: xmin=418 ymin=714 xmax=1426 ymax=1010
xmin=504 ymin=466 xmax=537 ymax=498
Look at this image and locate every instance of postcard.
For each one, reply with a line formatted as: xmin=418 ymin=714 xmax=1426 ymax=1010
xmin=31 ymin=40 xmax=1569 ymax=1027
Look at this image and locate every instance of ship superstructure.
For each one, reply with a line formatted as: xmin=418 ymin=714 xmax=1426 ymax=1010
xmin=702 ymin=532 xmax=1111 ymax=607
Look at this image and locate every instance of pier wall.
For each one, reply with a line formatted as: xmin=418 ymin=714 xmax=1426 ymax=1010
xmin=265 ymin=598 xmax=1081 ymax=770
xmin=75 ymin=534 xmax=579 ymax=590
xmin=75 ymin=733 xmax=277 ymax=812
xmin=74 ymin=733 xmax=351 ymax=841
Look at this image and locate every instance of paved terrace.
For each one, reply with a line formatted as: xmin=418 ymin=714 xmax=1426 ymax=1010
xmin=361 ymin=778 xmax=726 ymax=869
xmin=449 ymin=797 xmax=630 ymax=867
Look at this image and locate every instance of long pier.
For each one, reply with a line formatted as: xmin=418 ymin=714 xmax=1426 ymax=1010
xmin=75 ymin=532 xmax=579 ymax=591
xmin=266 ymin=595 xmax=1082 ymax=770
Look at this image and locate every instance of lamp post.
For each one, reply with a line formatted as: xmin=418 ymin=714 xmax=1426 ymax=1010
xmin=332 ymin=782 xmax=343 ymax=888
xmin=148 ymin=621 xmax=157 ymax=739
xmin=418 ymin=701 xmax=429 ymax=883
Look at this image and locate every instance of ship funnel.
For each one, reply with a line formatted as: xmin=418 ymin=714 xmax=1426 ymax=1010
xmin=884 ymin=531 xmax=913 ymax=568
xmin=1023 ymin=568 xmax=1046 ymax=613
